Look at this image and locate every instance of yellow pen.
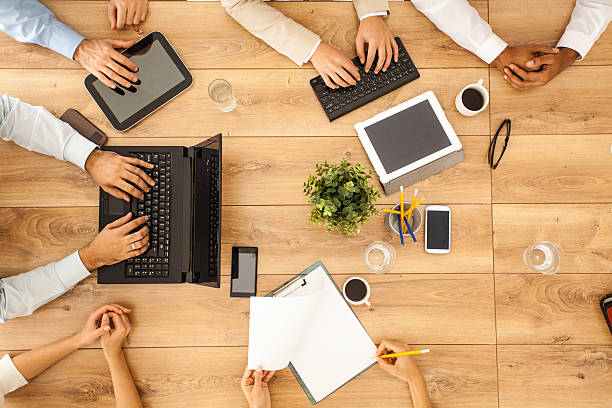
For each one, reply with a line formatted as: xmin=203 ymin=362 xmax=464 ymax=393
xmin=378 ymin=349 xmax=430 ymax=359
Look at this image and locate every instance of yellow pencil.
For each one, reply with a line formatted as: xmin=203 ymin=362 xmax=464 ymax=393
xmin=399 ymin=186 xmax=405 ymax=233
xmin=378 ymin=349 xmax=430 ymax=359
xmin=404 ymin=189 xmax=419 ymax=225
xmin=385 ymin=199 xmax=423 ymax=216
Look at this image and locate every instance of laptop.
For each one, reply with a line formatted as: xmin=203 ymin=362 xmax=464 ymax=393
xmin=97 ymin=134 xmax=222 ymax=286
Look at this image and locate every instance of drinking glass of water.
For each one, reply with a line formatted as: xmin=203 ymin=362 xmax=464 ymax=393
xmin=208 ymin=79 xmax=236 ymax=112
xmin=365 ymin=241 xmax=397 ymax=273
xmin=523 ymin=241 xmax=563 ymax=275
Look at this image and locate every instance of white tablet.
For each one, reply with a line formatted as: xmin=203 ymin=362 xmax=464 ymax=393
xmin=354 ymin=91 xmax=462 ymax=184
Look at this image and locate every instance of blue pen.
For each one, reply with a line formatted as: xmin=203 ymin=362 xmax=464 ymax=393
xmin=396 ymin=213 xmax=404 ymax=245
xmin=404 ymin=216 xmax=417 ymax=243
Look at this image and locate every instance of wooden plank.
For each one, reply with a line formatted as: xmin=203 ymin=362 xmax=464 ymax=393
xmin=0 ymin=273 xmax=495 ymax=350
xmin=495 ymin=274 xmax=612 ymax=345
xmin=498 ymin=345 xmax=612 ymax=408
xmin=0 ymin=1 xmax=487 ymax=69
xmin=491 ymin=135 xmax=612 ymax=204
xmin=2 ymin=345 xmax=498 ymax=408
xmin=0 ymin=136 xmax=491 ymax=208
xmin=489 ymin=66 xmax=612 ymax=135
xmin=493 ymin=204 xmax=612 ymax=274
xmin=0 ymin=68 xmax=490 ymax=138
xmin=490 ymin=0 xmax=612 ymax=66
xmin=0 ymin=204 xmax=493 ymax=277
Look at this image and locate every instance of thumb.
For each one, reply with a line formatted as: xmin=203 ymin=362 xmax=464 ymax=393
xmin=253 ymin=366 xmax=264 ymax=392
xmin=107 ymin=39 xmax=136 ymax=49
xmin=531 ymin=45 xmax=558 ymax=55
xmin=105 ymin=212 xmax=132 ymax=229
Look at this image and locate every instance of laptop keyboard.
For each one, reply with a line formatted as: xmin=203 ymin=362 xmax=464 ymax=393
xmin=126 ymin=152 xmax=171 ymax=278
xmin=310 ymin=37 xmax=420 ymax=121
xmin=208 ymin=152 xmax=220 ymax=278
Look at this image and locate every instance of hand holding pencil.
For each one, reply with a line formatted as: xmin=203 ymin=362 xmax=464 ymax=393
xmin=375 ymin=340 xmax=428 ymax=384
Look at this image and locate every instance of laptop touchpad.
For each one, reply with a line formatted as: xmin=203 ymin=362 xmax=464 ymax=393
xmin=108 ymin=196 xmax=130 ymax=215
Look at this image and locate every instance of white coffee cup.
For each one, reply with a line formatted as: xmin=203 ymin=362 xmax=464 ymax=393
xmin=455 ymin=78 xmax=489 ymax=116
xmin=342 ymin=277 xmax=371 ymax=306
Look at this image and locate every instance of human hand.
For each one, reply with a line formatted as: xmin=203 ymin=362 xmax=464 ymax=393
xmin=491 ymin=44 xmax=558 ymax=74
xmin=502 ymin=47 xmax=578 ymax=91
xmin=310 ymin=42 xmax=360 ymax=89
xmin=73 ymin=39 xmax=138 ymax=89
xmin=108 ymin=0 xmax=148 ymax=29
xmin=101 ymin=312 xmax=132 ymax=359
xmin=85 ymin=149 xmax=155 ymax=202
xmin=77 ymin=304 xmax=131 ymax=347
xmin=79 ymin=212 xmax=149 ymax=271
xmin=241 ymin=365 xmax=275 ymax=408
xmin=376 ymin=340 xmax=424 ymax=384
xmin=356 ymin=16 xmax=398 ymax=74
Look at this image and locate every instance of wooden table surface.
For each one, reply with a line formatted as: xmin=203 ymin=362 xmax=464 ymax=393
xmin=1 ymin=1 xmax=611 ymax=407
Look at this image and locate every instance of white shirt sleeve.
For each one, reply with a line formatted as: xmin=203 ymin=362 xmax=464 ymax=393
xmin=0 ymin=251 xmax=90 ymax=323
xmin=411 ymin=0 xmax=508 ymax=64
xmin=360 ymin=11 xmax=389 ymax=21
xmin=0 ymin=94 xmax=97 ymax=171
xmin=557 ymin=0 xmax=612 ymax=60
xmin=0 ymin=0 xmax=85 ymax=60
xmin=0 ymin=354 xmax=28 ymax=404
xmin=304 ymin=39 xmax=322 ymax=64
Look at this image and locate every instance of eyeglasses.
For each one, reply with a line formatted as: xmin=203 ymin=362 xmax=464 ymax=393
xmin=488 ymin=118 xmax=511 ymax=169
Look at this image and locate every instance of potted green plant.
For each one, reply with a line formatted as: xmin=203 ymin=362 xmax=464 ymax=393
xmin=303 ymin=158 xmax=380 ymax=236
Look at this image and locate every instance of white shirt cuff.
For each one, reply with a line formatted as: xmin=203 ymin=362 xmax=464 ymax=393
xmin=63 ymin=131 xmax=97 ymax=171
xmin=557 ymin=29 xmax=591 ymax=61
xmin=0 ymin=355 xmax=28 ymax=397
xmin=55 ymin=251 xmax=92 ymax=287
xmin=304 ymin=39 xmax=322 ymax=64
xmin=359 ymin=11 xmax=389 ymax=21
xmin=475 ymin=33 xmax=508 ymax=64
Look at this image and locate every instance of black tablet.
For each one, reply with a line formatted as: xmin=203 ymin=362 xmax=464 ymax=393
xmin=84 ymin=31 xmax=192 ymax=132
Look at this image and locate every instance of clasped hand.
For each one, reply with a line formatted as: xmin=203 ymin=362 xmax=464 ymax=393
xmin=492 ymin=45 xmax=578 ymax=91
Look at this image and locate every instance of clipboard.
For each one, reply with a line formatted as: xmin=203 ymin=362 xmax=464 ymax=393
xmin=266 ymin=261 xmax=376 ymax=404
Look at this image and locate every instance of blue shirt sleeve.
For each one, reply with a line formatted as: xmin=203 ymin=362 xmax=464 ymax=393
xmin=0 ymin=0 xmax=85 ymax=60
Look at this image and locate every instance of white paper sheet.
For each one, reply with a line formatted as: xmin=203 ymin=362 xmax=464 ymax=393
xmin=248 ymin=275 xmax=323 ymax=370
xmin=247 ymin=265 xmax=377 ymax=402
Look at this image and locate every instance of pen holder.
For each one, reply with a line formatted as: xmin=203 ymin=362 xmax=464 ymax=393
xmin=384 ymin=203 xmax=422 ymax=236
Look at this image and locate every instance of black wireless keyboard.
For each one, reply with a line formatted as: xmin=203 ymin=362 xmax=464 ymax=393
xmin=310 ymin=37 xmax=419 ymax=121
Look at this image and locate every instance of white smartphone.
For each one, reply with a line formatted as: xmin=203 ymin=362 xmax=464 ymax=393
xmin=425 ymin=205 xmax=451 ymax=254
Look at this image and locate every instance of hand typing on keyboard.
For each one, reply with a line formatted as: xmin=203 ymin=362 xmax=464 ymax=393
xmin=356 ymin=16 xmax=399 ymax=74
xmin=85 ymin=150 xmax=155 ymax=202
xmin=310 ymin=42 xmax=361 ymax=89
xmin=79 ymin=212 xmax=150 ymax=271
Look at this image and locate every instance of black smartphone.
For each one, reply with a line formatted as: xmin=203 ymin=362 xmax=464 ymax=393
xmin=59 ymin=109 xmax=107 ymax=146
xmin=230 ymin=247 xmax=258 ymax=298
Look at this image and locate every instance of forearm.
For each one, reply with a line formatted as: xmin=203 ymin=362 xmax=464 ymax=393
xmin=105 ymin=350 xmax=142 ymax=408
xmin=411 ymin=0 xmax=506 ymax=64
xmin=0 ymin=94 xmax=97 ymax=170
xmin=12 ymin=333 xmax=81 ymax=381
xmin=557 ymin=0 xmax=612 ymax=60
xmin=407 ymin=375 xmax=432 ymax=408
xmin=0 ymin=251 xmax=90 ymax=322
xmin=0 ymin=0 xmax=84 ymax=59
xmin=221 ymin=0 xmax=320 ymax=66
